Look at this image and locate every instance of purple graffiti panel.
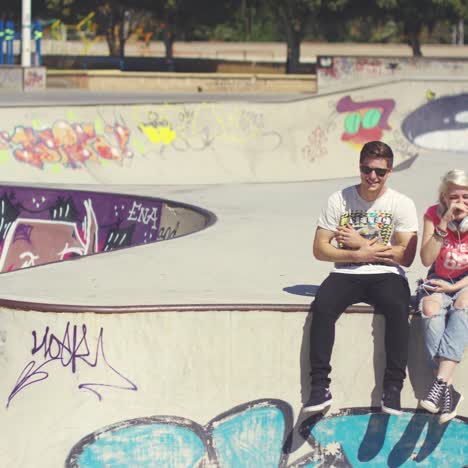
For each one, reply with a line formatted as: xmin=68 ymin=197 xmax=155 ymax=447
xmin=0 ymin=186 xmax=163 ymax=273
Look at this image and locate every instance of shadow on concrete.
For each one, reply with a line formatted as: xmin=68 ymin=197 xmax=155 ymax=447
xmin=358 ymin=412 xmax=390 ymax=461
xmin=282 ymin=284 xmax=320 ymax=297
xmin=369 ymin=311 xmax=433 ymax=405
xmin=281 ymin=408 xmax=327 ymax=455
xmin=283 ymin=408 xmax=455 ymax=464
xmin=407 ymin=315 xmax=434 ymax=400
xmin=387 ymin=411 xmax=450 ymax=466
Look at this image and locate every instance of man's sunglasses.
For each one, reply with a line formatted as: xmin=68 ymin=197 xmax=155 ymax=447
xmin=360 ymin=165 xmax=389 ymax=177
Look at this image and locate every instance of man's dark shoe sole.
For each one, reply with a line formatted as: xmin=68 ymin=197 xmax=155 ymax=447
xmin=381 ymin=402 xmax=402 ymax=416
xmin=303 ymin=398 xmax=333 ymax=413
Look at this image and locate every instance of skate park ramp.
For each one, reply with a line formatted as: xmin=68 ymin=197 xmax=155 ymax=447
xmin=0 ymin=185 xmax=213 ymax=273
xmin=0 ymin=77 xmax=466 ymax=467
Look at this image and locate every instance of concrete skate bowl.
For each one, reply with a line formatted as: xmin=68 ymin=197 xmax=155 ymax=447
xmin=0 ymin=78 xmax=467 ymax=185
xmin=0 ymin=79 xmax=467 ymax=468
xmin=0 ymin=184 xmax=215 ymax=274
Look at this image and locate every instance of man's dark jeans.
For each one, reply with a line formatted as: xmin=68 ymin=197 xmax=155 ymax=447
xmin=309 ymin=272 xmax=411 ymax=391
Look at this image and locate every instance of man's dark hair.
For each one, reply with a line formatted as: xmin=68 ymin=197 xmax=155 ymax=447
xmin=359 ymin=141 xmax=394 ymax=168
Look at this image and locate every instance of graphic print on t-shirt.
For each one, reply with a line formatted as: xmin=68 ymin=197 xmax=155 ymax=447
xmin=338 ymin=210 xmax=393 ymax=247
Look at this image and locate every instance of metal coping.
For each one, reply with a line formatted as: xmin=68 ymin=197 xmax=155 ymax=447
xmin=0 ymin=300 xmax=418 ymax=315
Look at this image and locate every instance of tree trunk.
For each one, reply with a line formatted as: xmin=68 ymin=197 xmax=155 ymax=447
xmin=285 ymin=28 xmax=301 ymax=74
xmin=106 ymin=28 xmax=119 ymax=57
xmin=406 ymin=28 xmax=422 ymax=57
xmin=119 ymin=24 xmax=126 ymax=59
xmin=163 ymin=17 xmax=175 ymax=71
xmin=404 ymin=18 xmax=423 ymax=57
xmin=458 ymin=18 xmax=464 ymax=45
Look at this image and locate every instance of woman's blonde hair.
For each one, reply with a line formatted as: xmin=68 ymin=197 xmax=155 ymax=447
xmin=438 ymin=169 xmax=468 ymax=208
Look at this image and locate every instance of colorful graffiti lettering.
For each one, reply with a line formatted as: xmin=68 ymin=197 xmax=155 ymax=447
xmin=336 ymin=96 xmax=395 ymax=147
xmin=66 ymin=400 xmax=468 ymax=467
xmin=0 ymin=120 xmax=132 ymax=169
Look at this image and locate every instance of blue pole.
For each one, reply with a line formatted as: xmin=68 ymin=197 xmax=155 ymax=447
xmin=0 ymin=20 xmax=4 ymax=65
xmin=6 ymin=21 xmax=14 ymax=64
xmin=33 ymin=20 xmax=42 ymax=65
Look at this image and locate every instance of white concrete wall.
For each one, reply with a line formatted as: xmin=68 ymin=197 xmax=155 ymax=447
xmin=0 ymin=308 xmax=466 ymax=467
xmin=317 ymin=56 xmax=468 ymax=92
xmin=0 ymin=79 xmax=466 ymax=185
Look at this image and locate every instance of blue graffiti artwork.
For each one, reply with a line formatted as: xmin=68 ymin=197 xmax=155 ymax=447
xmin=208 ymin=404 xmax=289 ymax=467
xmin=307 ymin=409 xmax=467 ymax=467
xmin=401 ymin=93 xmax=468 ymax=152
xmin=67 ymin=400 xmax=292 ymax=468
xmin=68 ymin=418 xmax=208 ymax=467
xmin=66 ymin=401 xmax=467 ymax=468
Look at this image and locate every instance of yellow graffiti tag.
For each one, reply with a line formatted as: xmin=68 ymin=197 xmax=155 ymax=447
xmin=139 ymin=124 xmax=176 ymax=145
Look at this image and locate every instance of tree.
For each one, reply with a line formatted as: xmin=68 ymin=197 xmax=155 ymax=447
xmin=375 ymin=0 xmax=467 ymax=56
xmin=37 ymin=0 xmax=151 ymax=58
xmin=94 ymin=2 xmax=147 ymax=58
xmin=261 ymin=0 xmax=349 ymax=74
xmin=147 ymin=0 xmax=237 ymax=67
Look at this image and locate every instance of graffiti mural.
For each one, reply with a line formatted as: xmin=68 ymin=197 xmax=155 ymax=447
xmin=336 ymin=96 xmax=396 ymax=147
xmin=0 ymin=119 xmax=132 ymax=169
xmin=138 ymin=111 xmax=177 ymax=145
xmin=317 ymin=57 xmax=468 ymax=92
xmin=7 ymin=321 xmax=137 ymax=407
xmin=0 ymin=186 xmax=164 ymax=272
xmin=66 ymin=399 xmax=468 ymax=467
xmin=137 ymin=105 xmax=282 ymax=154
xmin=401 ymin=93 xmax=468 ymax=152
xmin=301 ymin=126 xmax=329 ymax=162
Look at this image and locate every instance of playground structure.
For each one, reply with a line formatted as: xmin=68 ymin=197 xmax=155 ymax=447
xmin=0 ymin=19 xmax=43 ymax=65
xmin=0 ymin=19 xmax=46 ymax=91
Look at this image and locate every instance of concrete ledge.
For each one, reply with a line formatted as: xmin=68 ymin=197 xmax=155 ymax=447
xmin=0 ymin=300 xmax=414 ymax=315
xmin=46 ymin=69 xmax=317 ymax=94
xmin=0 ymin=66 xmax=46 ymax=91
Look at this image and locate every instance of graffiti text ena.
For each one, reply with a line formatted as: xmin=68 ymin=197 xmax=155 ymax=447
xmin=127 ymin=201 xmax=159 ymax=230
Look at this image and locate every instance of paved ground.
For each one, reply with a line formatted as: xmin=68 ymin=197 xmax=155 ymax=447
xmin=0 ymin=77 xmax=466 ymax=308
xmin=0 ymin=89 xmax=306 ymax=106
xmin=0 ymin=74 xmax=466 ymax=468
xmin=0 ymin=147 xmax=464 ymax=307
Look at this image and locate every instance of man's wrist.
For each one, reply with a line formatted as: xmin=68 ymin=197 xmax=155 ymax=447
xmin=349 ymin=249 xmax=360 ymax=262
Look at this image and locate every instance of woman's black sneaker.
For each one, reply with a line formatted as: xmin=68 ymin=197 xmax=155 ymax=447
xmin=439 ymin=385 xmax=463 ymax=424
xmin=420 ymin=378 xmax=447 ymax=414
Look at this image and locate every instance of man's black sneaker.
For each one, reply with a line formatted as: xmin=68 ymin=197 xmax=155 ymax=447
xmin=381 ymin=386 xmax=402 ymax=416
xmin=439 ymin=385 xmax=464 ymax=424
xmin=420 ymin=378 xmax=447 ymax=414
xmin=303 ymin=387 xmax=333 ymax=412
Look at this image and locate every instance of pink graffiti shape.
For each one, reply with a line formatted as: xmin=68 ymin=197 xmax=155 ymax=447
xmin=336 ymin=96 xmax=395 ymax=130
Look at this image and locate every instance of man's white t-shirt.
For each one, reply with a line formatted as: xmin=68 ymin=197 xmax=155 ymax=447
xmin=317 ymin=185 xmax=418 ymax=276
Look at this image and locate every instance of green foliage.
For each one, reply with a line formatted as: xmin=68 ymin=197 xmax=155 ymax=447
xmin=208 ymin=3 xmax=279 ymax=42
xmin=4 ymin=0 xmax=466 ymax=60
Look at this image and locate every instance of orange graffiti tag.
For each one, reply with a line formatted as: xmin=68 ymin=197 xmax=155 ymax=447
xmin=0 ymin=120 xmax=132 ymax=169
